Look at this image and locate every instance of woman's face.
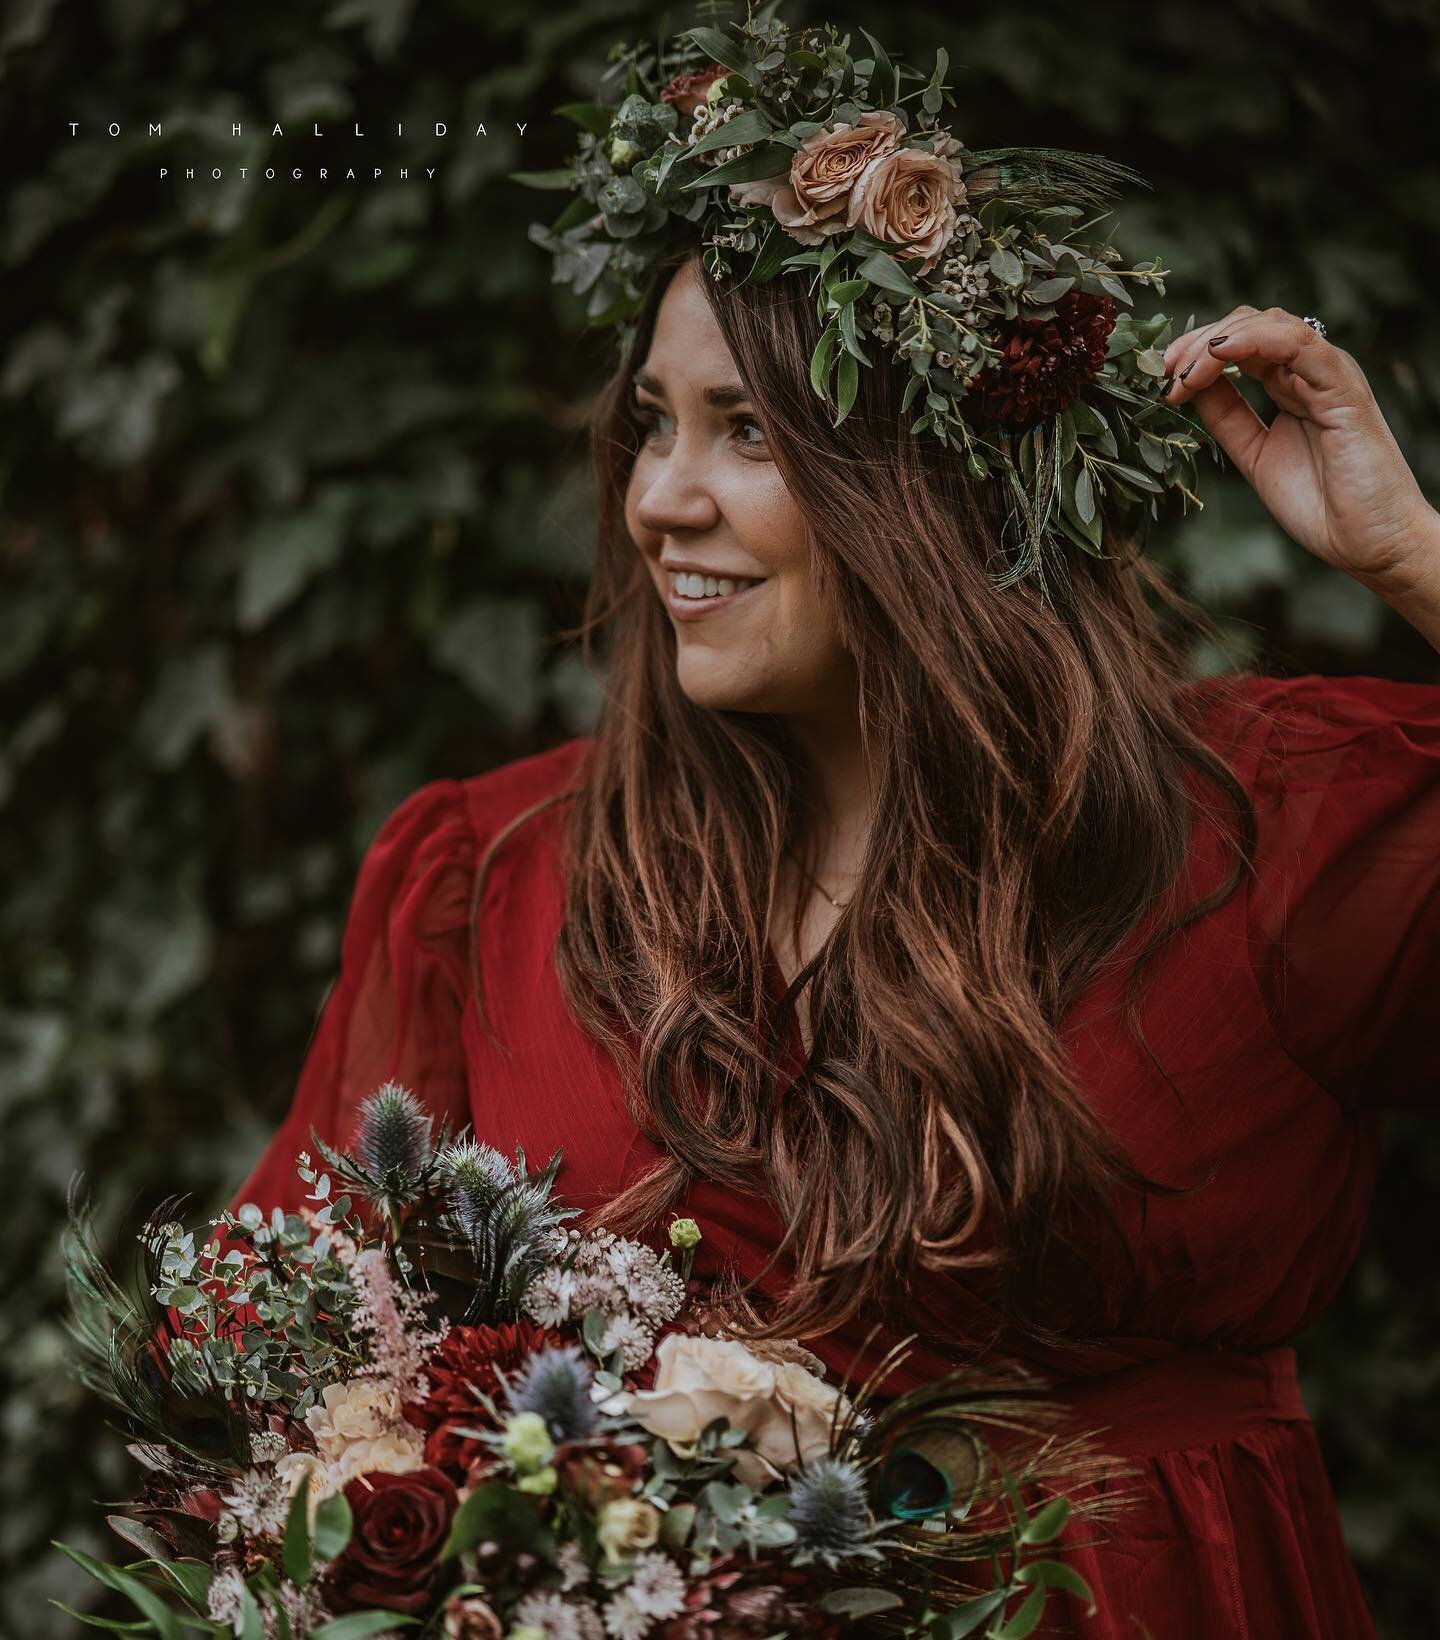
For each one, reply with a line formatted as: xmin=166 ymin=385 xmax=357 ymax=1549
xmin=624 ymin=259 xmax=854 ymax=718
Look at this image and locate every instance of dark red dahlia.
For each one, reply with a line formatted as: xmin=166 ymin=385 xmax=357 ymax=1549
xmin=659 ymin=64 xmax=727 ymax=118
xmin=972 ymin=290 xmax=1117 ymax=431
xmin=403 ymin=1320 xmax=564 ymax=1482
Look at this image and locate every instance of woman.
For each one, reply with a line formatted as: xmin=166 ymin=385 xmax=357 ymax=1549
xmin=229 ymin=223 xmax=1440 ymax=1640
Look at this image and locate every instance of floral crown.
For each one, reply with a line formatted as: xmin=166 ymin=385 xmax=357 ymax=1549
xmin=516 ymin=1 xmax=1219 ymax=597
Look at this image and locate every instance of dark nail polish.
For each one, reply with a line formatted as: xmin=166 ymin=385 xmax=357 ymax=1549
xmin=1160 ymin=374 xmax=1174 ymax=395
xmin=1179 ymin=361 xmax=1195 ymax=382
xmin=1208 ymin=333 xmax=1229 ymax=346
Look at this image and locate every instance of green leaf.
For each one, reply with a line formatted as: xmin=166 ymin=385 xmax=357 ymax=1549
xmin=313 ymin=1491 xmax=353 ymax=1561
xmin=1027 ymin=275 xmax=1075 ymax=302
xmin=857 ymin=250 xmax=923 ymax=300
xmin=1019 ymin=1494 xmax=1072 ymax=1545
xmin=47 ymin=1606 xmax=152 ymax=1635
xmin=677 ymin=26 xmax=753 ymax=76
xmin=107 ymin=1571 xmax=189 ymax=1640
xmin=685 ymin=107 xmax=774 ymax=159
xmin=827 ymin=278 xmax=868 ymax=306
xmin=817 ymin=1587 xmax=905 ymax=1616
xmin=508 ymin=169 xmax=576 ymax=190
xmin=283 ymin=1466 xmax=314 ymax=1586
xmin=105 ymin=1515 xmax=173 ymax=1562
xmin=1074 ymin=464 xmax=1096 ymax=525
xmin=834 ymin=352 xmax=859 ymax=424
xmin=236 ymin=497 xmax=349 ymax=631
xmin=936 ymin=1587 xmax=1007 ymax=1637
xmin=989 ymin=247 xmax=1024 ymax=286
xmin=1015 ymin=1558 xmax=1095 ymax=1603
xmin=1105 ymin=461 xmax=1165 ymax=495
xmin=682 ymin=142 xmax=792 ymax=192
xmin=857 ymin=27 xmax=895 ymax=104
xmin=553 ymin=102 xmax=612 ymax=137
xmin=442 ymin=1481 xmax=555 ymax=1561
xmin=312 ymin=1616 xmax=421 ymax=1640
xmin=809 ymin=325 xmax=839 ymax=399
xmin=993 ymin=1583 xmax=1047 ymax=1638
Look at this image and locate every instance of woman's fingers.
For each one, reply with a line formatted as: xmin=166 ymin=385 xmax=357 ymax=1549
xmin=1162 ymin=307 xmax=1355 ymax=410
xmin=1175 ymin=375 xmax=1270 ymax=484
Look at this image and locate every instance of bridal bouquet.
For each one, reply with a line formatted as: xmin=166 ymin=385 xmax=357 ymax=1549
xmin=58 ymin=1081 xmax=1137 ymax=1639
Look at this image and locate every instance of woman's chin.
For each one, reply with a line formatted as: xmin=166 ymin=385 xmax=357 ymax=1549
xmin=674 ymin=660 xmax=774 ymax=716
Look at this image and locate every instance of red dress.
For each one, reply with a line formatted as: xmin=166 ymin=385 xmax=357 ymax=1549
xmin=233 ymin=670 xmax=1440 ymax=1639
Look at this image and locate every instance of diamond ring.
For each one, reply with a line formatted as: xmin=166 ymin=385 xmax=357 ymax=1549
xmin=1302 ymin=315 xmax=1328 ymax=339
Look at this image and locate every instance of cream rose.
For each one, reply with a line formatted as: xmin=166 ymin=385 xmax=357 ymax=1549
xmin=623 ymin=1333 xmax=847 ymax=1490
xmin=304 ymin=1379 xmax=403 ymax=1456
xmin=846 ymin=145 xmax=968 ymax=276
xmin=729 ymin=110 xmax=906 ymax=246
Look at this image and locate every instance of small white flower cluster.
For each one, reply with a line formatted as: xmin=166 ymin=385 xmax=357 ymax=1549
xmin=603 ymin=1552 xmax=688 ymax=1639
xmin=937 ymin=250 xmax=989 ymax=310
xmin=217 ymin=1467 xmax=290 ymax=1539
xmin=687 ymin=98 xmax=751 ymax=167
xmin=207 ymin=1562 xmax=322 ymax=1637
xmin=523 ymin=1229 xmax=686 ymax=1371
xmin=514 ymin=1589 xmax=605 ymax=1640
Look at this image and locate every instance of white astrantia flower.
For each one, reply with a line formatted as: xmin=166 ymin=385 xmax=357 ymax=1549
xmin=524 ymin=1267 xmax=578 ymax=1328
xmin=601 ymin=1591 xmax=651 ymax=1640
xmin=598 ymin=1312 xmax=655 ymax=1373
xmin=207 ymin=1567 xmax=247 ymax=1633
xmin=625 ymin=1552 xmax=687 ymax=1622
xmin=219 ymin=1468 xmax=289 ymax=1538
xmin=556 ymin=1538 xmax=591 ymax=1592
xmin=515 ymin=1590 xmax=604 ymax=1640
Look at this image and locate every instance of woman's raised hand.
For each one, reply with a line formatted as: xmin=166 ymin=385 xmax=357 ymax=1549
xmin=1161 ymin=305 xmax=1439 ymax=596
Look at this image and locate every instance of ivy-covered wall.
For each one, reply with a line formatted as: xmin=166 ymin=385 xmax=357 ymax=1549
xmin=2 ymin=1 xmax=1435 ymax=1632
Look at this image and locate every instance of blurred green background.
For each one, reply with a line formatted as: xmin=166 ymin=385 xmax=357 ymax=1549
xmin=2 ymin=0 xmax=1437 ymax=1632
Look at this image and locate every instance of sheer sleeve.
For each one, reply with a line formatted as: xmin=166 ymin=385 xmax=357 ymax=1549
xmin=229 ymin=780 xmax=476 ymax=1214
xmin=1246 ymin=673 xmax=1440 ymax=1114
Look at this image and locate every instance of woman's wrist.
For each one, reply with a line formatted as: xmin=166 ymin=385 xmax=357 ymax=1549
xmin=1355 ymin=506 xmax=1440 ymax=654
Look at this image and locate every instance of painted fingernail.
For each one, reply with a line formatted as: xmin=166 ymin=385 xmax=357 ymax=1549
xmin=1160 ymin=374 xmax=1174 ymax=395
xmin=1208 ymin=333 xmax=1229 ymax=346
xmin=1179 ymin=361 xmax=1196 ymax=382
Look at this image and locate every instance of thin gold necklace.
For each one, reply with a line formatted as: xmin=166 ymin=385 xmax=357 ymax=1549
xmin=785 ymin=846 xmax=851 ymax=911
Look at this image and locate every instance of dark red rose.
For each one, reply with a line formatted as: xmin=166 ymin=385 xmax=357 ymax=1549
xmin=324 ymin=1467 xmax=459 ymax=1615
xmin=659 ymin=64 xmax=727 ymax=118
xmin=971 ymin=289 xmax=1117 ymax=431
xmin=404 ymin=1320 xmax=563 ymax=1482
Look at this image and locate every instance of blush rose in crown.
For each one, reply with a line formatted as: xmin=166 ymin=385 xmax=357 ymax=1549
xmin=58 ymin=1081 xmax=1135 ymax=1636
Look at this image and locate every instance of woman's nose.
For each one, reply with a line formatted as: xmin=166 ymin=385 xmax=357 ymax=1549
xmin=632 ymin=444 xmax=721 ymax=539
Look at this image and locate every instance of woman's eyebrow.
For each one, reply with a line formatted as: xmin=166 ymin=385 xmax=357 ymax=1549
xmin=631 ymin=368 xmax=752 ymax=409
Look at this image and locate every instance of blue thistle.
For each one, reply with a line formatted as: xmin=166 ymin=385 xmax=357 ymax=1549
xmin=354 ymin=1082 xmax=433 ymax=1179
xmin=506 ymin=1345 xmax=598 ymax=1443
xmin=787 ymin=1459 xmax=877 ymax=1565
xmin=438 ymin=1139 xmax=518 ymax=1241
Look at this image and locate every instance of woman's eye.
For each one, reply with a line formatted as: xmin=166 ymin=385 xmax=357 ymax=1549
xmin=634 ymin=404 xmax=673 ymax=439
xmin=633 ymin=403 xmax=767 ymax=453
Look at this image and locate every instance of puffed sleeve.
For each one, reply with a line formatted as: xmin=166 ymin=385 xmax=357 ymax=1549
xmin=229 ymin=780 xmax=476 ymax=1214
xmin=1246 ymin=673 xmax=1440 ymax=1114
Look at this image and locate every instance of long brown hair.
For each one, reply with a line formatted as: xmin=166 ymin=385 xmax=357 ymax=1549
xmin=476 ymin=245 xmax=1271 ymax=1357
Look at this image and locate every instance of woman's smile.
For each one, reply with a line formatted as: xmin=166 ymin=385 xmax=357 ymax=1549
xmin=664 ymin=565 xmax=768 ymax=621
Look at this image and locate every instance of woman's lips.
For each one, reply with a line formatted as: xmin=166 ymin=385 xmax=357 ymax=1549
xmin=664 ymin=570 xmax=767 ymax=622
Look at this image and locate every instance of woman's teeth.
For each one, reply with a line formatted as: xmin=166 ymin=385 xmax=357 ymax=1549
xmin=669 ymin=571 xmax=760 ymax=600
